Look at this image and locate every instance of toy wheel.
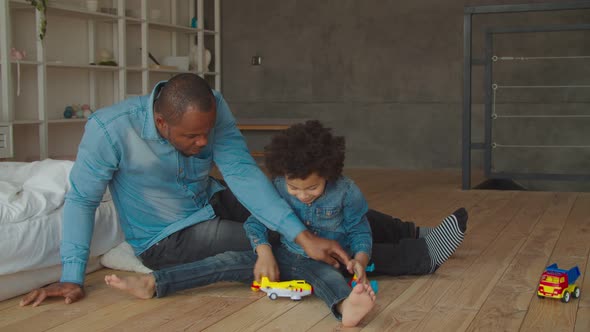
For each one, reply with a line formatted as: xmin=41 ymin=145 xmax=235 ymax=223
xmin=537 ymin=294 xmax=544 ymax=299
xmin=269 ymin=293 xmax=278 ymax=300
xmin=562 ymin=291 xmax=571 ymax=303
xmin=573 ymin=287 xmax=581 ymax=299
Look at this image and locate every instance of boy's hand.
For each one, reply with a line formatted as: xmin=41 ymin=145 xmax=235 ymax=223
xmin=347 ymin=253 xmax=370 ymax=285
xmin=347 ymin=259 xmax=368 ymax=285
xmin=254 ymin=245 xmax=280 ymax=282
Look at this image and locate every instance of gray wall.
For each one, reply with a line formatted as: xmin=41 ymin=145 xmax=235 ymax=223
xmin=220 ymin=0 xmax=590 ymax=180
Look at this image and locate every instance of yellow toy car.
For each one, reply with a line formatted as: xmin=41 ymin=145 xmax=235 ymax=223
xmin=251 ymin=277 xmax=313 ymax=301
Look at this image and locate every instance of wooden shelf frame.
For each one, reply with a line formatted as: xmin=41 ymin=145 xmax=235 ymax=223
xmin=0 ymin=0 xmax=221 ymax=161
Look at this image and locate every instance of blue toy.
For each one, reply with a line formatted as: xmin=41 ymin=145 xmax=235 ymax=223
xmin=350 ymin=263 xmax=378 ymax=294
xmin=63 ymin=106 xmax=73 ymax=119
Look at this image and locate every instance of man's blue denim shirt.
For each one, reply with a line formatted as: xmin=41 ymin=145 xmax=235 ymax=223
xmin=60 ymin=81 xmax=306 ymax=285
xmin=244 ymin=176 xmax=372 ymax=259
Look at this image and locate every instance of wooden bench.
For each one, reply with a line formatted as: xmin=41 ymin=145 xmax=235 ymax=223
xmin=236 ymin=118 xmax=306 ymax=157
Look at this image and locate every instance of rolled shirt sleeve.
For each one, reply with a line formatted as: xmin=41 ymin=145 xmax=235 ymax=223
xmin=342 ymin=182 xmax=372 ymax=258
xmin=210 ymin=92 xmax=306 ymax=242
xmin=243 ymin=215 xmax=272 ymax=252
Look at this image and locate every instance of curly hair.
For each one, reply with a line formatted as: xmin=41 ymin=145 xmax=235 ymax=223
xmin=264 ymin=120 xmax=345 ymax=182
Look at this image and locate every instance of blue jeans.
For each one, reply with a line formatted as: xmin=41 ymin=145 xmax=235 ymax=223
xmin=141 ymin=187 xmax=432 ymax=276
xmin=152 ymin=247 xmax=352 ymax=320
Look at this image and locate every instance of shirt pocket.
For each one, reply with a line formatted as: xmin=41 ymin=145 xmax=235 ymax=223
xmin=314 ymin=206 xmax=342 ymax=231
xmin=185 ymin=153 xmax=213 ymax=183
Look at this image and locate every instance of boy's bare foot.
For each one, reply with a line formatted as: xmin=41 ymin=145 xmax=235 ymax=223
xmin=341 ymin=283 xmax=376 ymax=327
xmin=104 ymin=274 xmax=156 ymax=299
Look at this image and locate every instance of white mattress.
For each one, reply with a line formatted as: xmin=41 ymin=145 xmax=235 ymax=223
xmin=0 ymin=159 xmax=124 ymax=300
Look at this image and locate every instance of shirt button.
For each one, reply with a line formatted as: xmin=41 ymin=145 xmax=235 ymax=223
xmin=179 ymin=168 xmax=183 ymax=173
xmin=306 ymin=221 xmax=311 ymax=225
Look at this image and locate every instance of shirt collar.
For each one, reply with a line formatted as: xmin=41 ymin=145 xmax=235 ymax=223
xmin=141 ymin=80 xmax=167 ymax=141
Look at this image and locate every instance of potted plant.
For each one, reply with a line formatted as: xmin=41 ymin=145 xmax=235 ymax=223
xmin=28 ymin=0 xmax=47 ymax=40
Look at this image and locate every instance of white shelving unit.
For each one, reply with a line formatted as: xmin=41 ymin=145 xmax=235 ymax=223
xmin=0 ymin=0 xmax=221 ymax=161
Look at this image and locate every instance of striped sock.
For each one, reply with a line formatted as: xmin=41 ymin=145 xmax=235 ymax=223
xmin=425 ymin=208 xmax=468 ymax=272
xmin=417 ymin=226 xmax=432 ymax=238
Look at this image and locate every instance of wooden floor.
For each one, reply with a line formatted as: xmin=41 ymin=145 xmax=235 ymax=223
xmin=2 ymin=169 xmax=590 ymax=331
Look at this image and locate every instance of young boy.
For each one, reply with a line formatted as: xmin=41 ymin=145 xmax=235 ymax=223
xmin=249 ymin=120 xmax=467 ymax=282
xmin=105 ymin=121 xmax=467 ymax=327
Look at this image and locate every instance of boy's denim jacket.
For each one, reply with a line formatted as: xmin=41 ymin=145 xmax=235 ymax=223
xmin=244 ymin=176 xmax=372 ymax=259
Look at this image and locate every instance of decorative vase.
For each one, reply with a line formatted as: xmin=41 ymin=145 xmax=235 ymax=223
xmin=190 ymin=45 xmax=212 ymax=72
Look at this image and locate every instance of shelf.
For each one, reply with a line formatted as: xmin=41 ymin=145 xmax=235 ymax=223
xmin=147 ymin=21 xmax=199 ymax=34
xmin=149 ymin=68 xmax=198 ymax=74
xmin=8 ymin=0 xmax=35 ymax=10
xmin=47 ymin=119 xmax=88 ymax=124
xmin=3 ymin=0 xmax=221 ymax=161
xmin=16 ymin=0 xmax=125 ymax=21
xmin=4 ymin=61 xmax=121 ymax=69
xmin=46 ymin=62 xmax=121 ymax=71
xmin=13 ymin=120 xmax=42 ymax=125
xmin=11 ymin=0 xmax=121 ymax=21
xmin=125 ymin=17 xmax=143 ymax=23
xmin=128 ymin=69 xmax=218 ymax=76
xmin=132 ymin=23 xmax=217 ymax=35
xmin=127 ymin=66 xmax=147 ymax=72
xmin=9 ymin=60 xmax=42 ymax=66
xmin=9 ymin=1 xmax=216 ymax=32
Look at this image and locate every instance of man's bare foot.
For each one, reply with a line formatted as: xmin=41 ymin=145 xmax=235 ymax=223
xmin=341 ymin=283 xmax=376 ymax=327
xmin=104 ymin=274 xmax=156 ymax=299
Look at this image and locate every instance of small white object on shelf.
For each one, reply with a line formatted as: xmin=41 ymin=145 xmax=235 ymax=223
xmin=163 ymin=56 xmax=189 ymax=71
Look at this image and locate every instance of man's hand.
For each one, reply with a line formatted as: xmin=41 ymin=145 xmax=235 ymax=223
xmin=295 ymin=230 xmax=351 ymax=268
xmin=19 ymin=282 xmax=84 ymax=307
xmin=254 ymin=245 xmax=280 ymax=282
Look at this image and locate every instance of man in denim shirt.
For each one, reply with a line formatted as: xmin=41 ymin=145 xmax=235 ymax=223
xmin=19 ymin=74 xmax=349 ymax=307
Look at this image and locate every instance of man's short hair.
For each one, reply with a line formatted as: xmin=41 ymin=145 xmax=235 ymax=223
xmin=155 ymin=73 xmax=215 ymax=124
